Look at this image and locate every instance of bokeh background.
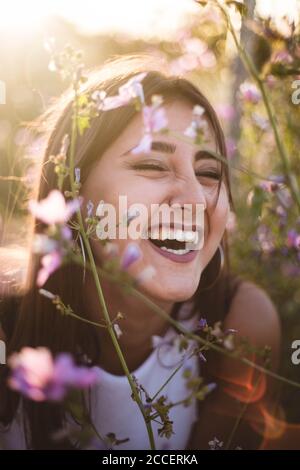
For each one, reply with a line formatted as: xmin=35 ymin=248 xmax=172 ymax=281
xmin=0 ymin=0 xmax=300 ymax=446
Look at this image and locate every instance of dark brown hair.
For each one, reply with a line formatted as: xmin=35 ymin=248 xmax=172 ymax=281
xmin=0 ymin=54 xmax=242 ymax=448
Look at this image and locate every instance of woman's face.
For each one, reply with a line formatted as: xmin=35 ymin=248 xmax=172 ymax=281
xmin=81 ymin=99 xmax=230 ymax=304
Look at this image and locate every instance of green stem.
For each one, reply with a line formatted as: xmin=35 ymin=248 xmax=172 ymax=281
xmin=62 ymin=308 xmax=108 ymax=329
xmin=67 ymin=85 xmax=156 ymax=450
xmin=150 ymin=348 xmax=200 ymax=402
xmin=216 ymin=1 xmax=300 ymax=211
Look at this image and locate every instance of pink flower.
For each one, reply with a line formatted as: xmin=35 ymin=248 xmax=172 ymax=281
xmin=216 ymin=104 xmax=235 ymax=121
xmin=92 ymin=72 xmax=147 ymax=111
xmin=33 ymin=225 xmax=72 ymax=286
xmin=37 ymin=250 xmax=63 ymax=286
xmin=225 ymin=137 xmax=236 ymax=160
xmin=169 ymin=37 xmax=216 ymax=74
xmin=29 ymin=190 xmax=81 ymax=225
xmin=271 ymin=50 xmax=293 ymax=65
xmin=239 ymin=82 xmax=261 ymax=104
xmin=143 ymin=104 xmax=168 ymax=134
xmin=118 ymin=72 xmax=146 ymax=105
xmin=8 ymin=347 xmax=98 ymax=402
xmin=8 ymin=348 xmax=54 ymax=401
xmin=132 ymin=97 xmax=168 ymax=154
xmin=266 ymin=75 xmax=276 ymax=89
xmin=184 ymin=105 xmax=209 ymax=143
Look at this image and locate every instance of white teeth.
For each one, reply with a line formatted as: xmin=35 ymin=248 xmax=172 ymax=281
xmin=174 ymin=229 xmax=185 ymax=242
xmin=160 ymin=246 xmax=190 ymax=255
xmin=149 ymin=228 xmax=199 ymax=243
xmin=184 ymin=231 xmax=199 ymax=243
xmin=150 ymin=228 xmax=160 ymax=239
xmin=161 ymin=227 xmax=169 ymax=240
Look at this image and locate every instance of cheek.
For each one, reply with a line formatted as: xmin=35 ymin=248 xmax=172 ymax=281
xmin=207 ymin=184 xmax=230 ymax=238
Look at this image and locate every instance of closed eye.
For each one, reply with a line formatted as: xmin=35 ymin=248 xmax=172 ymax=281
xmin=132 ymin=163 xmax=167 ymax=171
xmin=196 ymin=170 xmax=221 ymax=180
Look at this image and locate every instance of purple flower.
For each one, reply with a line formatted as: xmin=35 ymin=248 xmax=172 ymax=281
xmin=33 ymin=223 xmax=72 ymax=286
xmin=74 ymin=167 xmax=81 ymax=184
xmin=198 ymin=318 xmax=208 ymax=330
xmin=29 ymin=190 xmax=82 ymax=225
xmin=86 ymin=200 xmax=94 ymax=218
xmin=37 ymin=250 xmax=63 ymax=286
xmin=270 ymin=175 xmax=286 ymax=184
xmin=239 ymin=81 xmax=261 ymax=104
xmin=120 ymin=242 xmax=142 ymax=270
xmin=8 ymin=347 xmax=98 ymax=402
xmin=287 ymin=229 xmax=298 ymax=248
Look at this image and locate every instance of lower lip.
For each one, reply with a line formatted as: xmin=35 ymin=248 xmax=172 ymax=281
xmin=147 ymin=240 xmax=199 ymax=264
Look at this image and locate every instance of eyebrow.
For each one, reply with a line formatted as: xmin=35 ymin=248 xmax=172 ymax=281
xmin=123 ymin=140 xmax=220 ymax=162
xmin=151 ymin=141 xmax=176 ymax=153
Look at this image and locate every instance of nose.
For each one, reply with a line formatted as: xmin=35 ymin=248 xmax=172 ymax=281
xmin=168 ymin=173 xmax=207 ymax=211
xmin=166 ymin=173 xmax=207 ymax=232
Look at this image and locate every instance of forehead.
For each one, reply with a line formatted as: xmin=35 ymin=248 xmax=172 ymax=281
xmin=124 ymin=98 xmax=217 ymax=152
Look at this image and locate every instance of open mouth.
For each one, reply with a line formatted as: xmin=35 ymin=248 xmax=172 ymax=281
xmin=149 ymin=238 xmax=190 ymax=255
xmin=147 ymin=228 xmax=200 ymax=256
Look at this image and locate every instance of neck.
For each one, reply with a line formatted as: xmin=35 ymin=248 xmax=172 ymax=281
xmin=83 ymin=272 xmax=175 ymax=375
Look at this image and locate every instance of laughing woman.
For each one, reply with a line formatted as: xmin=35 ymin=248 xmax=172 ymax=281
xmin=0 ymin=55 xmax=281 ymax=450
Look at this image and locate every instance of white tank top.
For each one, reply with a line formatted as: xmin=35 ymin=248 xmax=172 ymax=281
xmin=0 ymin=302 xmax=200 ymax=450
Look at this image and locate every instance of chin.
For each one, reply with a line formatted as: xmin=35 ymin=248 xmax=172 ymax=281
xmin=140 ymin=278 xmax=199 ymax=305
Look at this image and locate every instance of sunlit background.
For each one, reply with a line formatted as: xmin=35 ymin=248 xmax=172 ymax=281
xmin=1 ymin=0 xmax=300 ymax=449
xmin=0 ymin=0 xmax=299 ymax=38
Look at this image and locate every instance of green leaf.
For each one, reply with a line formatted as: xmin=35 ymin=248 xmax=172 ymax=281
xmin=77 ymin=94 xmax=88 ymax=107
xmin=77 ymin=115 xmax=90 ymax=136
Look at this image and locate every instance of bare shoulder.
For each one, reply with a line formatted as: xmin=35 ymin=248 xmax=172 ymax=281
xmin=224 ymin=280 xmax=281 ymax=366
xmin=186 ymin=281 xmax=282 ymax=450
xmin=207 ymin=279 xmax=282 ymax=382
